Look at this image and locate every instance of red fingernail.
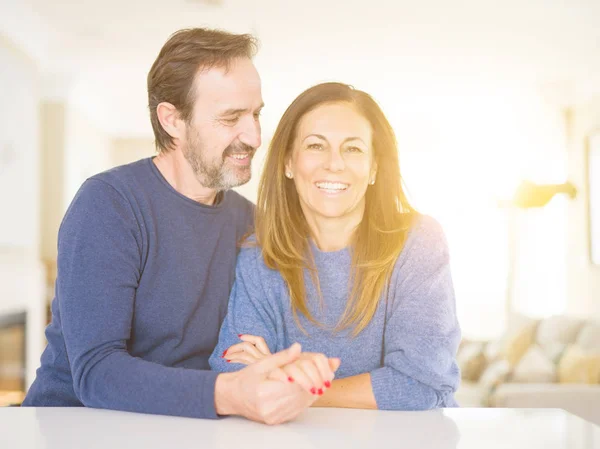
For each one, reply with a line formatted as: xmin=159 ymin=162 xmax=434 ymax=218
xmin=318 ymin=389 xmax=323 ymax=395
xmin=226 ymin=359 xmax=231 ymax=363
xmin=324 ymin=381 xmax=331 ymax=388
xmin=288 ymin=377 xmax=294 ymax=383
xmin=310 ymin=387 xmax=317 ymax=395
xmin=238 ymin=334 xmax=243 ymax=338
xmin=222 ymin=350 xmax=227 ymax=357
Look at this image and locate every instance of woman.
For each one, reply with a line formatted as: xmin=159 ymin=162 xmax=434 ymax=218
xmin=209 ymin=82 xmax=461 ymax=410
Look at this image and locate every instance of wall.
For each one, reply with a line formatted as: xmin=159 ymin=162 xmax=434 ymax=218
xmin=111 ymin=138 xmax=155 ymax=168
xmin=63 ymin=105 xmax=113 ymax=208
xmin=0 ymin=34 xmax=40 ymax=252
xmin=0 ymin=34 xmax=46 ymax=388
xmin=40 ymin=102 xmax=66 ymax=264
xmin=566 ymin=98 xmax=600 ymax=320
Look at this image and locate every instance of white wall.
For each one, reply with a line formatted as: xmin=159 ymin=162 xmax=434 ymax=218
xmin=63 ymin=103 xmax=113 ymax=209
xmin=0 ymin=34 xmax=46 ymax=388
xmin=566 ymin=98 xmax=600 ymax=321
xmin=0 ymin=35 xmax=41 ymax=252
xmin=40 ymin=102 xmax=66 ymax=264
xmin=111 ymin=138 xmax=155 ymax=168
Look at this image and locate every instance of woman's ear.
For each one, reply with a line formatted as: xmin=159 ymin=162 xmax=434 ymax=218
xmin=157 ymin=102 xmax=185 ymax=140
xmin=284 ymin=159 xmax=294 ymax=179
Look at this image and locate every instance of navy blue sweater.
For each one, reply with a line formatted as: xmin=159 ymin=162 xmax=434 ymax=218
xmin=23 ymin=158 xmax=254 ymax=418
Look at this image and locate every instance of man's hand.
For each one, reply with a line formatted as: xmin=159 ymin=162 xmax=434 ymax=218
xmin=214 ymin=343 xmax=319 ymax=425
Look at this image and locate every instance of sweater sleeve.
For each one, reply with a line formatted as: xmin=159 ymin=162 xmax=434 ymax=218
xmin=369 ymin=216 xmax=461 ymax=410
xmin=58 ymin=178 xmax=219 ymax=419
xmin=209 ymin=244 xmax=279 ymax=373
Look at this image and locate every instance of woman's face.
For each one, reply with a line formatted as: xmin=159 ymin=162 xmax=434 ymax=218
xmin=286 ymin=102 xmax=376 ymax=222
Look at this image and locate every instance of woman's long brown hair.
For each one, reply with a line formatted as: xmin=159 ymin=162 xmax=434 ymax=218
xmin=254 ymin=82 xmax=416 ymax=336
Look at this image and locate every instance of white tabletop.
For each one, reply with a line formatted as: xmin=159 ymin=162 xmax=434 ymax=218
xmin=0 ymin=407 xmax=598 ymax=449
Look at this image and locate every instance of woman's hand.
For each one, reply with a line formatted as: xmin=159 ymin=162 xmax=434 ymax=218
xmin=270 ymin=353 xmax=341 ymax=397
xmin=222 ymin=334 xmax=272 ymax=365
xmin=223 ymin=335 xmax=342 ymax=397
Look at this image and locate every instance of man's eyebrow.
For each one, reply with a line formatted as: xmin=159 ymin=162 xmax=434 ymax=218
xmin=220 ymin=103 xmax=265 ymax=116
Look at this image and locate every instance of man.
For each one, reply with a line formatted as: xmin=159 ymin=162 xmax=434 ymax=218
xmin=23 ymin=28 xmax=336 ymax=425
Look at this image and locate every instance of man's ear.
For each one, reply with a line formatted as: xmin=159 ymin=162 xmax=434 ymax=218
xmin=156 ymin=102 xmax=185 ymax=140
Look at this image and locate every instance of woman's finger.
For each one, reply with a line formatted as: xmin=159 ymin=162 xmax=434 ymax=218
xmin=303 ymin=353 xmax=334 ymax=386
xmin=222 ymin=341 xmax=264 ymax=360
xmin=266 ymin=367 xmax=290 ymax=384
xmin=328 ymin=357 xmax=341 ymax=372
xmin=239 ymin=334 xmax=271 ymax=356
xmin=225 ymin=352 xmax=261 ymax=365
xmin=297 ymin=358 xmax=325 ymax=395
xmin=282 ymin=362 xmax=315 ymax=395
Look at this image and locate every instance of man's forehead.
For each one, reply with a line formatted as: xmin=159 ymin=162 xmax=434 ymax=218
xmin=193 ymin=62 xmax=262 ymax=112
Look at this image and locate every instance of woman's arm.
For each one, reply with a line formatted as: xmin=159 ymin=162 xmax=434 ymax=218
xmin=209 ymin=246 xmax=279 ymax=373
xmin=315 ymin=216 xmax=461 ymax=410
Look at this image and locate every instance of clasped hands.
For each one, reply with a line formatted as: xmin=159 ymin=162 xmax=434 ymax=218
xmin=223 ymin=334 xmax=340 ymax=397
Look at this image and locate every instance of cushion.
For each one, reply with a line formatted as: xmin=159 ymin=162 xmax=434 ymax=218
xmin=479 ymin=359 xmax=511 ymax=391
xmin=510 ymin=344 xmax=557 ymax=383
xmin=502 ymin=320 xmax=538 ymax=367
xmin=557 ymin=345 xmax=600 ymax=384
xmin=536 ymin=316 xmax=584 ymax=347
xmin=484 ymin=314 xmax=537 ymax=363
xmin=457 ymin=341 xmax=487 ymax=382
xmin=576 ymin=322 xmax=600 ymax=352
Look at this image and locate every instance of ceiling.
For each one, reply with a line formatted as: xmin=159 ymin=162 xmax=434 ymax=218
xmin=2 ymin=0 xmax=600 ymax=137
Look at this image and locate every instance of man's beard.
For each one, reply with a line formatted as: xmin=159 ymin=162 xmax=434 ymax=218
xmin=183 ymin=126 xmax=255 ymax=190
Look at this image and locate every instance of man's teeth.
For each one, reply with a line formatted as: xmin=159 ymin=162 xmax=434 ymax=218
xmin=230 ymin=153 xmax=249 ymax=159
xmin=315 ymin=182 xmax=349 ymax=191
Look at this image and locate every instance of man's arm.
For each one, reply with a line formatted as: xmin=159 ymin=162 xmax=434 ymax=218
xmin=58 ymin=179 xmax=221 ymax=418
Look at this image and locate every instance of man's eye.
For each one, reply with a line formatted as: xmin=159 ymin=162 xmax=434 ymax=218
xmin=253 ymin=111 xmax=262 ymax=120
xmin=222 ymin=117 xmax=239 ymax=125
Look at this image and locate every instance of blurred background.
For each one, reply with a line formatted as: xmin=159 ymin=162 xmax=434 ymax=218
xmin=0 ymin=0 xmax=599 ymax=422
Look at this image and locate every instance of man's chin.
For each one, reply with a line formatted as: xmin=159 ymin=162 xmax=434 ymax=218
xmin=221 ymin=169 xmax=252 ymax=189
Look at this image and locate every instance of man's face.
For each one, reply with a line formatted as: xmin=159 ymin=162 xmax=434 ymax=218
xmin=182 ymin=57 xmax=263 ymax=190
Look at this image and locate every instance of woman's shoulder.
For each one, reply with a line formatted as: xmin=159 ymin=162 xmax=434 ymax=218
xmin=235 ymin=235 xmax=290 ymax=300
xmin=237 ymin=234 xmax=282 ymax=279
xmin=237 ymin=234 xmax=262 ymax=265
xmin=396 ymin=213 xmax=450 ymax=268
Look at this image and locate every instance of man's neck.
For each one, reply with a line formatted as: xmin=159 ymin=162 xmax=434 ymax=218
xmin=153 ymin=150 xmax=219 ymax=206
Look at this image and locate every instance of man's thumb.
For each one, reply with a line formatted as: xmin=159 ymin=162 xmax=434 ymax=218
xmin=254 ymin=342 xmax=301 ymax=375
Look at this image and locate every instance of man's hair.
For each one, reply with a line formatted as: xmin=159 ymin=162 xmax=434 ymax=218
xmin=147 ymin=28 xmax=258 ymax=153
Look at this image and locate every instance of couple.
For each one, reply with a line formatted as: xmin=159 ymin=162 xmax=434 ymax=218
xmin=23 ymin=27 xmax=460 ymax=424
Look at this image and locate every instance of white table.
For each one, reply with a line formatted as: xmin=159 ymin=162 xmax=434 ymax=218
xmin=1 ymin=407 xmax=598 ymax=449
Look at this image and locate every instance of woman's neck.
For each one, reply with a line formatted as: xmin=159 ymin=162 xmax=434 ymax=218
xmin=303 ymin=207 xmax=365 ymax=252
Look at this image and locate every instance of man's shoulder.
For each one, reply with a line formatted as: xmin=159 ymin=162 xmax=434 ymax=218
xmin=89 ymin=158 xmax=152 ymax=194
xmin=63 ymin=159 xmax=153 ymax=225
xmin=224 ymin=190 xmax=255 ymax=213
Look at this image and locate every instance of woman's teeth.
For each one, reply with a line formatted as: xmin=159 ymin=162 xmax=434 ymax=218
xmin=315 ymin=182 xmax=349 ymax=191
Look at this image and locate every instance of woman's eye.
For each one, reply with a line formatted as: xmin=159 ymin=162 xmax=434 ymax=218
xmin=346 ymin=146 xmax=364 ymax=153
xmin=307 ymin=143 xmax=324 ymax=150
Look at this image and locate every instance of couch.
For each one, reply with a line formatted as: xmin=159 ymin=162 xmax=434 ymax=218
xmin=455 ymin=315 xmax=600 ymax=425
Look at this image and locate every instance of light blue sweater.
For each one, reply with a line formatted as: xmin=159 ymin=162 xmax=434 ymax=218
xmin=209 ymin=215 xmax=461 ymax=410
